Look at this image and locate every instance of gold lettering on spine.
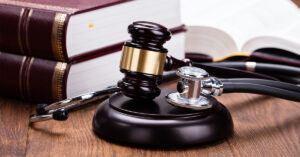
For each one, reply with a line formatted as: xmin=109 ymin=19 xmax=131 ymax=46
xmin=52 ymin=62 xmax=67 ymax=101
xmin=17 ymin=8 xmax=25 ymax=54
xmin=26 ymin=58 xmax=34 ymax=99
xmin=19 ymin=56 xmax=26 ymax=98
xmin=120 ymin=46 xmax=167 ymax=75
xmin=25 ymin=9 xmax=33 ymax=55
xmin=52 ymin=13 xmax=67 ymax=61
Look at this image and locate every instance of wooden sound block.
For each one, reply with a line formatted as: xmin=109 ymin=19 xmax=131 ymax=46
xmin=92 ymin=88 xmax=233 ymax=148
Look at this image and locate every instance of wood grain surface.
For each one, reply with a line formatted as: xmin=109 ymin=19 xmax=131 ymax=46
xmin=0 ymin=81 xmax=299 ymax=157
xmin=0 ymin=96 xmax=33 ymax=157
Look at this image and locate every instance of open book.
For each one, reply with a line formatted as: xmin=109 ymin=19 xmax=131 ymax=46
xmin=181 ymin=0 xmax=300 ymax=59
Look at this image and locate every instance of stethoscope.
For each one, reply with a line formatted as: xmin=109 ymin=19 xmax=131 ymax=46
xmin=29 ymin=21 xmax=300 ymax=123
xmin=30 ymin=65 xmax=300 ymax=122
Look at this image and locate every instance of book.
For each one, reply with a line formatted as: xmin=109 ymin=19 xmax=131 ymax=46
xmin=0 ymin=31 xmax=185 ymax=103
xmin=181 ymin=0 xmax=300 ymax=59
xmin=0 ymin=0 xmax=182 ymax=62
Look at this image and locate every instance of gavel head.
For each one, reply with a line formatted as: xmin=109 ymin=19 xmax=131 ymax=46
xmin=118 ymin=21 xmax=171 ymax=100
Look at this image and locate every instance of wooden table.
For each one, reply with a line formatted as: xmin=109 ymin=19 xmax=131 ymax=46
xmin=0 ymin=81 xmax=299 ymax=157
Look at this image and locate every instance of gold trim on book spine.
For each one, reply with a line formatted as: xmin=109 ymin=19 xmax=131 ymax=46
xmin=19 ymin=56 xmax=26 ymax=98
xmin=26 ymin=58 xmax=34 ymax=99
xmin=120 ymin=46 xmax=167 ymax=76
xmin=25 ymin=9 xmax=33 ymax=55
xmin=0 ymin=0 xmax=76 ymax=12
xmin=52 ymin=13 xmax=67 ymax=61
xmin=52 ymin=62 xmax=67 ymax=101
xmin=17 ymin=8 xmax=25 ymax=54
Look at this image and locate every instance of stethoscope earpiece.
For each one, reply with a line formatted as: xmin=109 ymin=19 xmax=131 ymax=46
xmin=30 ymin=109 xmax=68 ymax=123
xmin=29 ymin=86 xmax=120 ymax=123
xmin=52 ymin=109 xmax=69 ymax=121
xmin=36 ymin=104 xmax=48 ymax=115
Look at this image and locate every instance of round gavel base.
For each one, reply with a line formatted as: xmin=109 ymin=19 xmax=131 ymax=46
xmin=92 ymin=88 xmax=233 ymax=148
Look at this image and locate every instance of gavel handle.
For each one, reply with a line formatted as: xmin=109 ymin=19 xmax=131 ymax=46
xmin=164 ymin=55 xmax=191 ymax=71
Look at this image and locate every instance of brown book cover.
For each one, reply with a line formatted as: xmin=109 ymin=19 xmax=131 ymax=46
xmin=0 ymin=51 xmax=69 ymax=103
xmin=0 ymin=0 xmax=133 ymax=62
xmin=0 ymin=0 xmax=183 ymax=63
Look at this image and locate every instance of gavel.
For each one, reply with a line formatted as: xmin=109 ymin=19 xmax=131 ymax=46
xmin=117 ymin=21 xmax=190 ymax=100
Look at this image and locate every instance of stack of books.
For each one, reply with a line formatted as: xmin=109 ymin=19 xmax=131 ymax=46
xmin=0 ymin=0 xmax=186 ymax=103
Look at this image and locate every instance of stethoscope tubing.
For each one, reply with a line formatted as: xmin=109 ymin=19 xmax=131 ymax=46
xmin=222 ymin=82 xmax=300 ymax=102
xmin=204 ymin=62 xmax=300 ymax=76
xmin=261 ymin=73 xmax=300 ymax=84
xmin=221 ymin=78 xmax=300 ymax=93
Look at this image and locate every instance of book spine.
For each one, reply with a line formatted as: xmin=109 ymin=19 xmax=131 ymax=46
xmin=0 ymin=51 xmax=70 ymax=103
xmin=0 ymin=4 xmax=70 ymax=62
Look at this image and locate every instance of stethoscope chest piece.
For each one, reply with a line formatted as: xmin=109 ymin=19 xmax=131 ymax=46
xmin=166 ymin=92 xmax=212 ymax=110
xmin=166 ymin=66 xmax=222 ymax=110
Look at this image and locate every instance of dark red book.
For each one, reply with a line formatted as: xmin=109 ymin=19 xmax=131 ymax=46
xmin=0 ymin=0 xmax=182 ymax=62
xmin=0 ymin=30 xmax=186 ymax=103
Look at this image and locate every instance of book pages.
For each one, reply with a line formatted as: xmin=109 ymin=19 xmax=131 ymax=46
xmin=181 ymin=0 xmax=300 ymax=56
